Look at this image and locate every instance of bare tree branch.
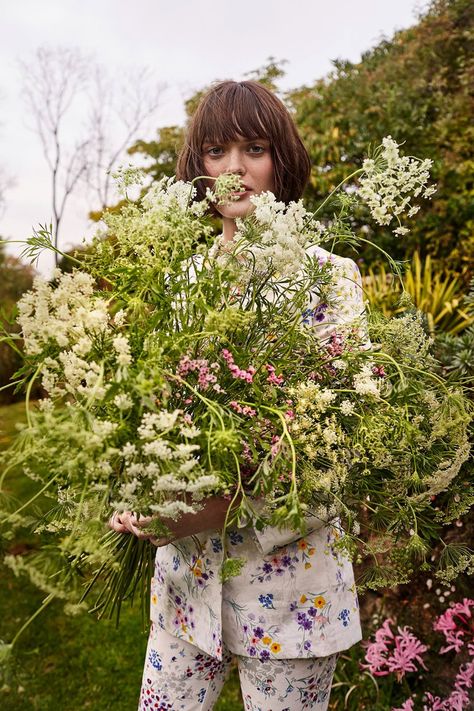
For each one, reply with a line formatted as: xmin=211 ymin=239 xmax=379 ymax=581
xmin=18 ymin=45 xmax=166 ymax=261
xmin=86 ymin=65 xmax=166 ymax=210
xmin=19 ymin=46 xmax=91 ymax=263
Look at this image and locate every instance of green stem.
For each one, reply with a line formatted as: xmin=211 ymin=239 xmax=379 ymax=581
xmin=220 ymin=450 xmax=244 ymax=563
xmin=310 ymin=168 xmax=364 ymax=217
xmin=9 ymin=593 xmax=56 ymax=651
xmin=25 ymin=363 xmax=42 ymax=428
xmin=240 ymin=401 xmax=298 ymax=497
xmin=5 ymin=472 xmax=60 ymax=522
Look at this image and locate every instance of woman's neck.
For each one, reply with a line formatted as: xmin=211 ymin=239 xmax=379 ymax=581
xmin=222 ymin=216 xmax=237 ymax=243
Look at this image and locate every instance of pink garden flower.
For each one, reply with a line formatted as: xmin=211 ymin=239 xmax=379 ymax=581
xmin=221 ymin=348 xmax=256 ymax=383
xmin=393 ymin=698 xmax=415 ymax=711
xmin=229 ymin=401 xmax=257 ymax=417
xmin=177 ymin=354 xmax=221 ymax=391
xmin=433 ymin=598 xmax=474 ymax=655
xmin=388 ymin=600 xmax=474 ymax=711
xmin=265 ymin=363 xmax=284 ymax=385
xmin=362 ymin=619 xmax=427 ymax=681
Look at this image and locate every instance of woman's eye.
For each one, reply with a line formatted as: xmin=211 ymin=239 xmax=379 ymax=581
xmin=207 ymin=147 xmax=223 ymax=156
xmin=248 ymin=145 xmax=264 ymax=154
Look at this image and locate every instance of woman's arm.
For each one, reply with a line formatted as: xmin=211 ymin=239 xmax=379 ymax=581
xmin=109 ymin=495 xmax=233 ymax=546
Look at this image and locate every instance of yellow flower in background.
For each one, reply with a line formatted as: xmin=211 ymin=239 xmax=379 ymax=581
xmin=314 ymin=596 xmax=326 ymax=608
xmin=308 ymin=547 xmax=316 ymax=556
xmin=298 ymin=540 xmax=308 ymax=550
xmin=271 ymin=643 xmax=281 ymax=653
xmin=151 ymin=594 xmax=158 ymax=605
xmin=305 ymin=562 xmax=312 ymax=569
xmin=300 ymin=594 xmax=307 ymax=603
xmin=262 ymin=636 xmax=272 ymax=646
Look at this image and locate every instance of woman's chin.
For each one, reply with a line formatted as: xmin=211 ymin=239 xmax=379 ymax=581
xmin=218 ymin=197 xmax=255 ymax=220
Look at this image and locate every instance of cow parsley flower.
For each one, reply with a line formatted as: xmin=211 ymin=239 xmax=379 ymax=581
xmin=359 ymin=136 xmax=436 ymax=236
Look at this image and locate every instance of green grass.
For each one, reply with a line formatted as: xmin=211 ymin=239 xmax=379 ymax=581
xmin=0 ymin=401 xmax=243 ymax=710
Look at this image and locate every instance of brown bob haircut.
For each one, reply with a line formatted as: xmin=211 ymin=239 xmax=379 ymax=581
xmin=176 ymin=80 xmax=311 ymax=205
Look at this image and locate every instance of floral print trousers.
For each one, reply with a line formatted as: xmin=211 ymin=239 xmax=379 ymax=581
xmin=139 ymin=622 xmax=338 ymax=711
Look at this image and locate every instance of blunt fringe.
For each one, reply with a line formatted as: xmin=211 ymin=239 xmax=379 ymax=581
xmin=176 ymin=80 xmax=311 ymax=205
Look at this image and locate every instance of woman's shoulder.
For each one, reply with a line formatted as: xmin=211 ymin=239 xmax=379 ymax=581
xmin=304 ymin=244 xmax=359 ymax=273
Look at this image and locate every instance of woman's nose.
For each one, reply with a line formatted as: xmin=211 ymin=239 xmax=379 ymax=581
xmin=225 ymin=148 xmax=245 ymax=175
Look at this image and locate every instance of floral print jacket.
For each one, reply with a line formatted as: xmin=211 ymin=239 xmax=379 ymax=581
xmin=150 ymin=246 xmax=365 ymax=661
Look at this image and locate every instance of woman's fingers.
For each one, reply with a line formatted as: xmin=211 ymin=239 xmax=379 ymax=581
xmin=108 ymin=511 xmax=129 ymax=533
xmin=109 ymin=511 xmax=157 ymax=540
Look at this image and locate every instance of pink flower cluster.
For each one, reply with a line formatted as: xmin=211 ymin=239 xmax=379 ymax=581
xmin=433 ymin=598 xmax=474 ymax=655
xmin=369 ymin=599 xmax=474 ymax=711
xmin=177 ymin=355 xmax=223 ymax=392
xmin=265 ymin=363 xmax=284 ymax=385
xmin=362 ymin=619 xmax=428 ymax=681
xmin=326 ymin=333 xmax=345 ymax=357
xmin=270 ymin=434 xmax=282 ymax=459
xmin=230 ymin=401 xmax=256 ymax=417
xmin=221 ymin=349 xmax=256 ymax=383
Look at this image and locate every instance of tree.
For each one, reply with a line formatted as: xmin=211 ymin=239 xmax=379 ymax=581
xmin=19 ymin=46 xmax=166 ymax=259
xmin=0 ymin=243 xmax=35 ymax=402
xmin=285 ymin=0 xmax=474 ymax=273
xmin=86 ymin=65 xmax=166 ymax=212
xmin=20 ymin=46 xmax=91 ymax=263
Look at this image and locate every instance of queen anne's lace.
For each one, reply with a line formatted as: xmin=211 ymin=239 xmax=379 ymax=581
xmin=359 ymin=136 xmax=436 ymax=235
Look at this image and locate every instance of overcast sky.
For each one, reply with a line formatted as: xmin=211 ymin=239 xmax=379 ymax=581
xmin=1 ymin=0 xmax=429 ymax=275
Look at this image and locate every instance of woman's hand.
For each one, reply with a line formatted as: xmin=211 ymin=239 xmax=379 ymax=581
xmin=108 ymin=495 xmax=236 ymax=546
xmin=108 ymin=511 xmax=171 ymax=547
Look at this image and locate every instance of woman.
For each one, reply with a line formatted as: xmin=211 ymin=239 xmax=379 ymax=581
xmin=111 ymin=80 xmax=365 ymax=711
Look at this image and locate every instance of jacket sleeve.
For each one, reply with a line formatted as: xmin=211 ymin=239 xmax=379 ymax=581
xmin=252 ymin=512 xmax=330 ymax=556
xmin=309 ymin=256 xmax=369 ymax=345
xmin=251 ymin=256 xmax=369 ymax=556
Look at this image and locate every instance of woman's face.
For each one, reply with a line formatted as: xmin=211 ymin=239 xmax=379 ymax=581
xmin=202 ymin=135 xmax=275 ymax=220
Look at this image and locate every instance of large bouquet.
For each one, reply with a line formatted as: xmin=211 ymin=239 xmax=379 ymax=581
xmin=1 ymin=138 xmax=471 ymax=647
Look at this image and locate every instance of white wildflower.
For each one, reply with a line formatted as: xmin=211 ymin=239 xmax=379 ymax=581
xmin=340 ymin=400 xmax=355 ymax=416
xmin=113 ymin=309 xmax=126 ymax=327
xmin=37 ymin=398 xmax=54 ymax=413
xmin=121 ymin=443 xmax=137 ymax=460
xmin=97 ymin=460 xmax=113 ymax=475
xmin=322 ymin=427 xmax=338 ymax=445
xmin=393 ymin=226 xmax=409 ymax=236
xmin=143 ymin=439 xmax=174 ymax=459
xmin=359 ymin=136 xmax=435 ymax=237
xmin=152 ymin=474 xmax=186 ymax=492
xmin=149 ymin=500 xmax=199 ymax=519
xmin=93 ymin=419 xmax=117 ymax=439
xmin=179 ymin=424 xmax=201 ymax=438
xmin=138 ymin=410 xmax=181 ymax=439
xmin=114 ymin=393 xmax=133 ymax=410
xmin=113 ymin=336 xmax=132 ymax=367
xmin=178 ymin=458 xmax=199 ymax=474
xmin=186 ymin=475 xmax=220 ymax=492
xmin=72 ymin=336 xmax=93 ymax=356
xmin=353 ymin=364 xmax=381 ymax=398
xmin=172 ymin=443 xmax=200 ymax=459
